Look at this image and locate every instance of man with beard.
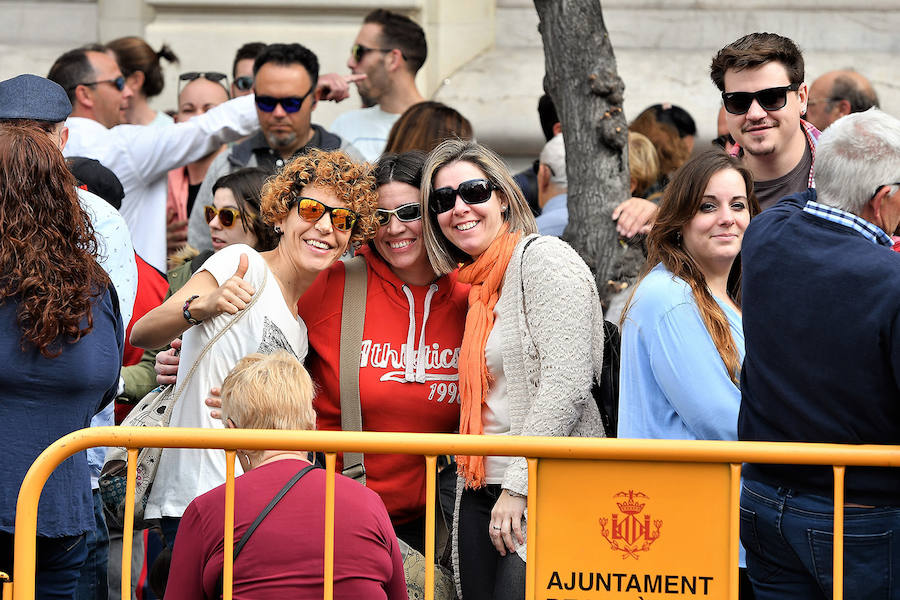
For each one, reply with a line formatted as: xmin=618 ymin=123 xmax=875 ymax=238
xmin=187 ymin=43 xmax=363 ymax=251
xmin=710 ymin=32 xmax=819 ymax=210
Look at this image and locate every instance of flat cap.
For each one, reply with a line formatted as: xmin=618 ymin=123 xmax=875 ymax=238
xmin=0 ymin=74 xmax=72 ymax=122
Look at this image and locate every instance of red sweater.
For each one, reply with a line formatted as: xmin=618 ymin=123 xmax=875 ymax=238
xmin=299 ymin=246 xmax=468 ymax=524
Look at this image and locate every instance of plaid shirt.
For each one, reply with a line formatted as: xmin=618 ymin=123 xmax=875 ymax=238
xmin=803 ymin=199 xmax=894 ymax=247
xmin=730 ymin=119 xmax=821 ymax=189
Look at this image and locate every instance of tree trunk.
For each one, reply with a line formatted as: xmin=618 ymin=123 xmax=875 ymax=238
xmin=534 ymin=0 xmax=631 ymax=306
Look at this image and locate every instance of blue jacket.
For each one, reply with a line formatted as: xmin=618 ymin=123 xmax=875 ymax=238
xmin=739 ymin=189 xmax=900 ymax=505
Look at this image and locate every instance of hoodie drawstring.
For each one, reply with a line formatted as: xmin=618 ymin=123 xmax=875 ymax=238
xmin=400 ymin=283 xmax=440 ymax=383
xmin=414 ymin=284 xmax=439 ymax=383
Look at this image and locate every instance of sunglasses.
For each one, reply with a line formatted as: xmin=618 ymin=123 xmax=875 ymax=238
xmin=178 ymin=71 xmax=230 ymax=98
xmin=375 ymin=202 xmax=422 ymax=226
xmin=69 ymin=76 xmax=126 ymax=92
xmin=255 ymin=88 xmax=315 ymax=114
xmin=430 ymin=179 xmax=496 ymax=214
xmin=712 ymin=133 xmax=735 ymax=149
xmin=204 ymin=205 xmax=242 ymax=228
xmin=722 ymin=83 xmax=800 ymax=115
xmin=234 ymin=76 xmax=254 ymax=91
xmin=351 ymin=43 xmax=405 ymax=63
xmin=290 ymin=196 xmax=358 ymax=232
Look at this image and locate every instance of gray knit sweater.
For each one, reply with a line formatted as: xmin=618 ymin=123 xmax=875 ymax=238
xmin=451 ymin=234 xmax=606 ymax=595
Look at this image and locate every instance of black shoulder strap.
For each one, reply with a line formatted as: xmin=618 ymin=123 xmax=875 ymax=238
xmin=217 ymin=463 xmax=320 ymax=597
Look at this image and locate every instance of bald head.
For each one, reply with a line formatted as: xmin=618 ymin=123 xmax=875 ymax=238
xmin=806 ymin=69 xmax=879 ymax=131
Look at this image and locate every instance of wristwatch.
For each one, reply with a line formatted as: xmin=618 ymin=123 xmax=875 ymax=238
xmin=182 ymin=295 xmax=203 ymax=325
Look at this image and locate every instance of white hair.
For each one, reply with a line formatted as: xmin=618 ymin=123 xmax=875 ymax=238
xmin=814 ymin=109 xmax=900 ymax=215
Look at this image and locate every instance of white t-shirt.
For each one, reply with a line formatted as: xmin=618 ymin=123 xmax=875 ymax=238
xmin=483 ymin=309 xmax=512 ymax=484
xmin=144 ymin=244 xmax=308 ymax=519
xmin=329 ymin=106 xmax=401 ymax=162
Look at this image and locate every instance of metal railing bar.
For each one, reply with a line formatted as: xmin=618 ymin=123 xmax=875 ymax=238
xmin=424 ymin=455 xmax=437 ymax=600
xmin=223 ymin=450 xmax=236 ymax=600
xmin=525 ymin=457 xmax=538 ymax=600
xmin=121 ymin=448 xmax=138 ymax=600
xmin=324 ymin=453 xmax=336 ymax=600
xmin=729 ymin=463 xmax=742 ymax=600
xmin=833 ymin=466 xmax=845 ymax=600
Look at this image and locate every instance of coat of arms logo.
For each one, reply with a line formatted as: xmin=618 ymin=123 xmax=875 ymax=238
xmin=598 ymin=490 xmax=663 ymax=559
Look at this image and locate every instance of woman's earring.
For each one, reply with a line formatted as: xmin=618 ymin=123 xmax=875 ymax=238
xmin=274 ymin=226 xmax=283 ymax=235
xmin=675 ymin=231 xmax=682 ymax=244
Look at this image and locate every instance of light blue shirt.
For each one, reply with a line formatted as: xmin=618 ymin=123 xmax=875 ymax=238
xmin=618 ymin=264 xmax=746 ymax=566
xmin=77 ymin=187 xmax=138 ymax=487
xmin=535 ymin=193 xmax=568 ymax=237
xmin=618 ymin=264 xmax=743 ymax=441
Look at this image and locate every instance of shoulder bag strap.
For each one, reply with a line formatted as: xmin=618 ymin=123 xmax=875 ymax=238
xmin=217 ymin=463 xmax=320 ymax=597
xmin=172 ymin=265 xmax=268 ymax=405
xmin=339 ymin=256 xmax=367 ymax=484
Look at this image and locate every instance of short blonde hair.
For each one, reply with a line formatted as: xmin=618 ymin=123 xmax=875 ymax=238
xmin=221 ymin=351 xmax=316 ymax=433
xmin=421 ymin=140 xmax=537 ymax=275
xmin=260 ymin=148 xmax=378 ymax=245
xmin=628 ymin=132 xmax=661 ymax=197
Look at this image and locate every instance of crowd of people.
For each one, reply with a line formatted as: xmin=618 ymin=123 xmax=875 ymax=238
xmin=0 ymin=8 xmax=897 ymax=600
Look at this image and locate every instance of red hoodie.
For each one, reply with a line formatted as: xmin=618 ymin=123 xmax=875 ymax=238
xmin=299 ymin=245 xmax=468 ymax=524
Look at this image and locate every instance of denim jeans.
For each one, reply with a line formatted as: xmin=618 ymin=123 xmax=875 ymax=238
xmin=740 ymin=479 xmax=900 ymax=600
xmin=75 ymin=489 xmax=108 ymax=599
xmin=0 ymin=531 xmax=88 ymax=600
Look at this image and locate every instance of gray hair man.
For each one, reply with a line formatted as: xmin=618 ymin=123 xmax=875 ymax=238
xmin=805 ymin=69 xmax=879 ymax=132
xmin=534 ymin=133 xmax=568 ymax=236
xmin=738 ymin=108 xmax=900 ymax=599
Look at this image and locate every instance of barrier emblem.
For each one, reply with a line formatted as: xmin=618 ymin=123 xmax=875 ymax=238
xmin=598 ymin=490 xmax=663 ymax=559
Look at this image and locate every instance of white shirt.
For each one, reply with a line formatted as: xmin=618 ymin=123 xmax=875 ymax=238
xmin=329 ymin=106 xmax=400 ymax=162
xmin=77 ymin=186 xmax=138 ymax=487
xmin=483 ymin=308 xmax=513 ymax=483
xmin=145 ymin=244 xmax=308 ymax=519
xmin=63 ymin=94 xmax=259 ymax=272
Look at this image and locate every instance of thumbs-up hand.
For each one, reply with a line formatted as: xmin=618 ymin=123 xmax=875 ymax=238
xmin=192 ymin=253 xmax=256 ymax=320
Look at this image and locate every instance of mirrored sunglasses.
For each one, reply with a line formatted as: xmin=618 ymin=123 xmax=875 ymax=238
xmin=430 ymin=179 xmax=496 ymax=214
xmin=375 ymin=202 xmax=422 ymax=226
xmin=722 ymin=83 xmax=800 ymax=115
xmin=291 ymin=196 xmax=358 ymax=232
xmin=204 ymin=205 xmax=242 ymax=228
xmin=234 ymin=76 xmax=254 ymax=91
xmin=255 ymin=88 xmax=314 ymax=114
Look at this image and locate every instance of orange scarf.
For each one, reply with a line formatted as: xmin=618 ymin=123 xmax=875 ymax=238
xmin=456 ymin=225 xmax=522 ymax=489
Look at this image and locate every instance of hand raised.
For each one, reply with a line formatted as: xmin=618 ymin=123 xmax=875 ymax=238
xmin=192 ymin=253 xmax=256 ymax=320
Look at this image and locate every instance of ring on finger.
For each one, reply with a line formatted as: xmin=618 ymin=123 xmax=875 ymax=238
xmin=491 ymin=525 xmax=501 ymax=531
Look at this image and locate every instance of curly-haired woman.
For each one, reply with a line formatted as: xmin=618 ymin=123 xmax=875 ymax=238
xmin=132 ymin=149 xmax=378 ymax=547
xmin=0 ymin=123 xmax=124 ymax=596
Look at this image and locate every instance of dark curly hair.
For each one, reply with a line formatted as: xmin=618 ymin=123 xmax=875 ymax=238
xmin=212 ymin=167 xmax=279 ymax=251
xmin=260 ymin=149 xmax=378 ymax=245
xmin=0 ymin=123 xmax=109 ymax=357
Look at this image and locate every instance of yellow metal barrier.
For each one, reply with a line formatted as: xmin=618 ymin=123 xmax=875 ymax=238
xmin=7 ymin=427 xmax=900 ymax=599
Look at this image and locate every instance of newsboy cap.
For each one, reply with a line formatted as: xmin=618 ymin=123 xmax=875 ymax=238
xmin=0 ymin=74 xmax=72 ymax=122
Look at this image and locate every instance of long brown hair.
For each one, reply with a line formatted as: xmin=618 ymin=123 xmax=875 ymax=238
xmin=383 ymin=101 xmax=473 ymax=155
xmin=622 ymin=149 xmax=759 ymax=383
xmin=0 ymin=123 xmax=110 ymax=358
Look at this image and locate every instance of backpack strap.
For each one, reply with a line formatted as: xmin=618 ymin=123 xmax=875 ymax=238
xmin=339 ymin=256 xmax=368 ymax=484
xmin=217 ymin=463 xmax=320 ymax=597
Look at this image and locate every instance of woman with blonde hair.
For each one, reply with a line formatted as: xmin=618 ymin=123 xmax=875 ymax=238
xmin=131 ymin=149 xmax=378 ymax=548
xmin=421 ymin=139 xmax=605 ymax=599
xmin=165 ymin=351 xmax=407 ymax=599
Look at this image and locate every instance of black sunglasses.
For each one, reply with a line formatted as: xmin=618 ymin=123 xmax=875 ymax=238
xmin=68 ymin=76 xmax=126 ymax=92
xmin=351 ymin=43 xmax=405 ymax=63
xmin=722 ymin=83 xmax=800 ymax=115
xmin=871 ymin=182 xmax=900 ymax=202
xmin=430 ymin=179 xmax=497 ymax=214
xmin=234 ymin=76 xmax=254 ymax=91
xmin=712 ymin=133 xmax=735 ymax=149
xmin=177 ymin=71 xmax=230 ymax=99
xmin=375 ymin=202 xmax=422 ymax=226
xmin=255 ymin=87 xmax=315 ymax=114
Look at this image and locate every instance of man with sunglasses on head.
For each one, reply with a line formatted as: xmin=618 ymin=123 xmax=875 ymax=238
xmin=48 ymin=43 xmax=261 ymax=273
xmin=187 ymin=43 xmax=363 ymax=253
xmin=330 ymin=9 xmax=427 ymax=161
xmin=710 ymin=32 xmax=820 ymax=211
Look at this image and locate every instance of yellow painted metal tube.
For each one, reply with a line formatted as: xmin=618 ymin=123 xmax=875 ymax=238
xmin=833 ymin=466 xmax=845 ymax=600
xmin=121 ymin=448 xmax=138 ymax=600
xmin=324 ymin=453 xmax=336 ymax=600
xmin=424 ymin=455 xmax=437 ymax=600
xmin=12 ymin=428 xmax=900 ymax=600
xmin=729 ymin=463 xmax=742 ymax=600
xmin=525 ymin=457 xmax=538 ymax=600
xmin=223 ymin=450 xmax=236 ymax=600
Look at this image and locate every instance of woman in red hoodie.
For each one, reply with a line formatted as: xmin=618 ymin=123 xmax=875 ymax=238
xmin=299 ymin=151 xmax=468 ymax=552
